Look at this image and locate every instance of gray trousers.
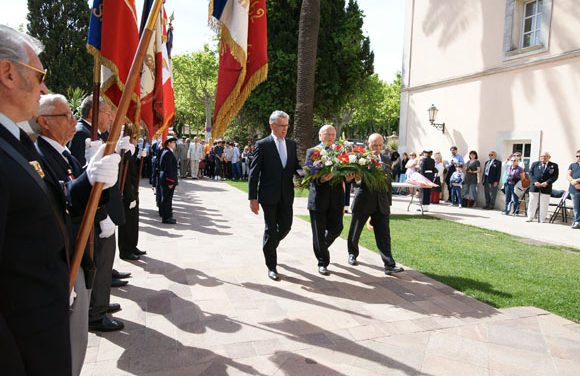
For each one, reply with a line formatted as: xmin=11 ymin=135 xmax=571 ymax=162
xmin=70 ymin=268 xmax=91 ymax=376
xmin=89 ymin=233 xmax=116 ymax=322
xmin=484 ymin=182 xmax=498 ymax=208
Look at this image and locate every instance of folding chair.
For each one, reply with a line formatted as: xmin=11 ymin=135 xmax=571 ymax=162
xmin=549 ymin=189 xmax=570 ymax=223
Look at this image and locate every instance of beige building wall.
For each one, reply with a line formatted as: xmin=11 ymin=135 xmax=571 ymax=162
xmin=399 ymin=0 xmax=580 ymax=190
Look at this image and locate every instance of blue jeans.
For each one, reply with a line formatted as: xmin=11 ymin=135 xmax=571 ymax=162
xmin=451 ymin=186 xmax=462 ymax=205
xmin=504 ymin=183 xmax=519 ymax=214
xmin=397 ymin=174 xmax=408 ymax=194
xmin=232 ymin=162 xmax=242 ymax=180
xmin=572 ymin=191 xmax=580 ymax=224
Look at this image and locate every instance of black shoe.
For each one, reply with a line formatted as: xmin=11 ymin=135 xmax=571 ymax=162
xmin=112 ymin=269 xmax=131 ymax=279
xmin=162 ymin=218 xmax=177 ymax=224
xmin=133 ymin=248 xmax=147 ymax=256
xmin=385 ymin=265 xmax=404 ymax=275
xmin=111 ymin=278 xmax=128 ymax=288
xmin=348 ymin=254 xmax=358 ymax=266
xmin=89 ymin=316 xmax=125 ymax=332
xmin=120 ymin=253 xmax=140 ymax=261
xmin=318 ymin=266 xmax=329 ymax=276
xmin=107 ymin=303 xmax=121 ymax=314
xmin=268 ymin=270 xmax=279 ymax=281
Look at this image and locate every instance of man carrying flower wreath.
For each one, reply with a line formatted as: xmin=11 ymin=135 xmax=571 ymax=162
xmin=306 ymin=125 xmax=356 ymax=276
xmin=347 ymin=134 xmax=404 ymax=275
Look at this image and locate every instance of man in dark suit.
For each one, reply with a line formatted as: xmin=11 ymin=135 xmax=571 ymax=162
xmin=248 ymin=110 xmax=301 ymax=281
xmin=0 ymin=26 xmax=118 ymax=375
xmin=158 ymin=136 xmax=178 ymax=224
xmin=482 ymin=151 xmax=502 ymax=209
xmin=69 ymin=96 xmax=127 ymax=332
xmin=306 ymin=125 xmax=353 ymax=276
xmin=347 ymin=134 xmax=404 ymax=275
xmin=527 ymin=152 xmax=559 ymax=223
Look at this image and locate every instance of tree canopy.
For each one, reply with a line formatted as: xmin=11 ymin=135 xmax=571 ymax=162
xmin=27 ymin=0 xmax=92 ymax=94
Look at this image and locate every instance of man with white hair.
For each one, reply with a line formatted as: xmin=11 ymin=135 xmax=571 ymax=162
xmin=188 ymin=136 xmax=204 ymax=178
xmin=527 ymin=152 xmax=559 ymax=223
xmin=0 ymin=25 xmax=119 ymax=375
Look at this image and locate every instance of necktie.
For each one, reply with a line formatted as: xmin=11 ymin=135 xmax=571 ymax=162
xmin=62 ymin=149 xmax=74 ymax=167
xmin=542 ymin=163 xmax=546 ymax=173
xmin=277 ymin=138 xmax=287 ymax=168
xmin=485 ymin=160 xmax=491 ymax=176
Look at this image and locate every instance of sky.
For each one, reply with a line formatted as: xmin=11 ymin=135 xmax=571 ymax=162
xmin=1 ymin=0 xmax=404 ymax=81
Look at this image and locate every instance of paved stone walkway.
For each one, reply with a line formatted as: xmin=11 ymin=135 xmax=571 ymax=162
xmin=81 ymin=179 xmax=580 ymax=375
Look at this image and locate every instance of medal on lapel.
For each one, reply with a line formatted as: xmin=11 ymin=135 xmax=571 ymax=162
xmin=29 ymin=160 xmax=45 ymax=178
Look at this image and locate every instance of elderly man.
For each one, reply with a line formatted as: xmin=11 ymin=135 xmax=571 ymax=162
xmin=306 ymin=125 xmax=354 ymax=275
xmin=0 ymin=25 xmax=118 ymax=375
xmin=527 ymin=152 xmax=559 ymax=223
xmin=482 ymin=151 xmax=502 ymax=209
xmin=188 ymin=136 xmax=204 ymax=179
xmin=347 ymin=134 xmax=404 ymax=275
xmin=248 ymin=111 xmax=301 ymax=280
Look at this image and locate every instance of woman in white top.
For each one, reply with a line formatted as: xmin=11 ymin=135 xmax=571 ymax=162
xmin=405 ymin=152 xmax=418 ymax=195
xmin=434 ymin=152 xmax=445 ymax=201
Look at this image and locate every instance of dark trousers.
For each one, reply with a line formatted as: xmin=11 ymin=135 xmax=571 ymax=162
xmin=261 ymin=202 xmax=293 ymax=270
xmin=344 ymin=182 xmax=352 ymax=207
xmin=118 ymin=200 xmax=139 ymax=257
xmin=484 ymin=182 xmax=498 ymax=208
xmin=446 ymin=165 xmax=456 ymax=200
xmin=421 ymin=187 xmax=432 ymax=205
xmin=309 ymin=206 xmax=344 ymax=267
xmin=160 ymin=185 xmax=175 ymax=220
xmin=347 ymin=211 xmax=396 ymax=268
xmin=89 ymin=232 xmax=116 ymax=322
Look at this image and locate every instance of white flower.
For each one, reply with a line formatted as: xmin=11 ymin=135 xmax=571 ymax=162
xmin=320 ymin=149 xmax=328 ymax=156
xmin=348 ymin=154 xmax=357 ymax=164
xmin=324 ymin=160 xmax=333 ymax=166
xmin=358 ymin=158 xmax=368 ymax=166
xmin=313 ymin=160 xmax=322 ymax=166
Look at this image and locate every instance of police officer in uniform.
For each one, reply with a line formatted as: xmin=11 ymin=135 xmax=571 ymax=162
xmin=158 ymin=136 xmax=178 ymax=223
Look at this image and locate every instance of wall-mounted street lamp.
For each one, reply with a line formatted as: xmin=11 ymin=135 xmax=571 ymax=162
xmin=427 ymin=104 xmax=445 ymax=133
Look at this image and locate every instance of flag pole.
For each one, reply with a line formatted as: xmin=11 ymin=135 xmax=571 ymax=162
xmin=69 ymin=0 xmax=164 ymax=292
xmin=87 ymin=55 xmax=101 ymax=263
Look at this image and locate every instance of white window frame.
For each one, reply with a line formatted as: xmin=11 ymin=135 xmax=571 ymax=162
xmin=503 ymin=0 xmax=553 ymax=60
xmin=520 ymin=0 xmax=543 ymax=49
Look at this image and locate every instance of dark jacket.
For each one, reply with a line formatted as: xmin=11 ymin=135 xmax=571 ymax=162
xmin=305 ymin=146 xmax=345 ymax=211
xmin=420 ymin=156 xmax=436 ymax=182
xmin=483 ymin=159 xmax=502 ymax=184
xmin=351 ymin=153 xmax=392 ymax=215
xmin=529 ymin=160 xmax=559 ymax=194
xmin=159 ymin=147 xmax=178 ymax=187
xmin=121 ymin=150 xmax=140 ymax=203
xmin=68 ymin=119 xmax=92 ymax=166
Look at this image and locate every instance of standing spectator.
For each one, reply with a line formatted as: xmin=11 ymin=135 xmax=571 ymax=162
xmin=445 ymin=146 xmax=465 ymax=201
xmin=405 ymin=152 xmax=418 ymax=196
xmin=396 ymin=152 xmax=409 ymax=194
xmin=158 ymin=137 xmax=178 ymax=224
xmin=223 ymin=142 xmax=233 ymax=179
xmin=188 ymin=136 xmax=203 ymax=179
xmin=449 ymin=164 xmax=465 ymax=207
xmin=213 ymin=140 xmax=224 ymax=180
xmin=419 ymin=149 xmax=435 ymax=212
xmin=482 ymin=151 xmax=502 ymax=209
xmin=464 ymin=150 xmax=481 ymax=207
xmin=232 ymin=142 xmax=241 ymax=180
xmin=391 ymin=149 xmax=401 ymax=184
xmin=176 ymin=136 xmax=189 ymax=178
xmin=433 ymin=151 xmax=445 ymax=203
xmin=241 ymin=145 xmax=251 ymax=179
xmin=503 ymin=157 xmax=525 ymax=215
xmin=567 ymin=149 xmax=580 ymax=229
xmin=527 ymin=152 xmax=559 ymax=223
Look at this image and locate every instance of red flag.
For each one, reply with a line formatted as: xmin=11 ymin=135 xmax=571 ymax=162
xmin=87 ymin=0 xmax=141 ymax=124
xmin=212 ymin=0 xmax=268 ymax=138
xmin=140 ymin=4 xmax=175 ymax=138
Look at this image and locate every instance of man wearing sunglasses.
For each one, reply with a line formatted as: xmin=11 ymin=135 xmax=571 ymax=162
xmin=0 ymin=26 xmax=120 ymax=375
xmin=527 ymin=152 xmax=559 ymax=223
xmin=567 ymin=149 xmax=580 ymax=229
xmin=482 ymin=151 xmax=502 ymax=209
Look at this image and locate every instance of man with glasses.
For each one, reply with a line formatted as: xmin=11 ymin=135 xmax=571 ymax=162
xmin=567 ymin=149 xmax=580 ymax=229
xmin=482 ymin=151 xmax=502 ymax=209
xmin=527 ymin=152 xmax=559 ymax=223
xmin=0 ymin=25 xmax=119 ymax=375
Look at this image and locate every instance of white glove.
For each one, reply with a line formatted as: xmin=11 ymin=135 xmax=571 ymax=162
xmin=128 ymin=144 xmax=136 ymax=156
xmin=99 ymin=215 xmax=116 ymax=238
xmin=116 ymin=135 xmax=131 ymax=154
xmin=87 ymin=144 xmax=121 ymax=189
xmin=129 ymin=200 xmax=137 ymax=209
xmin=84 ymin=138 xmax=103 ymax=164
xmin=69 ymin=288 xmax=77 ymax=307
xmin=139 ymin=149 xmax=147 ymax=158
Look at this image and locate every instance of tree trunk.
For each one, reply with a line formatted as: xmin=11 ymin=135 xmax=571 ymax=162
xmin=294 ymin=0 xmax=320 ymax=163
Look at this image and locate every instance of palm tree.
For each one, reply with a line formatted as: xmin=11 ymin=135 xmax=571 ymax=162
xmin=294 ymin=0 xmax=320 ymax=162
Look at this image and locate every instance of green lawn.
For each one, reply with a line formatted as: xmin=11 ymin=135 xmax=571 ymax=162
xmin=298 ymin=214 xmax=580 ymax=323
xmin=226 ymin=180 xmax=309 ymax=197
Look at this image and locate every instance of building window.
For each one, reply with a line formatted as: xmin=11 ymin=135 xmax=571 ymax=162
xmin=503 ymin=0 xmax=553 ymax=59
xmin=521 ymin=0 xmax=542 ymax=48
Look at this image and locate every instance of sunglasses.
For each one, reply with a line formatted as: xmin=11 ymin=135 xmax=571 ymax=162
xmin=39 ymin=113 xmax=75 ymax=121
xmin=576 ymin=155 xmax=580 ymax=158
xmin=14 ymin=60 xmax=47 ymax=84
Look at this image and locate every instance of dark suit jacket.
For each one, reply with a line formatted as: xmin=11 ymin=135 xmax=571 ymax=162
xmin=351 ymin=153 xmax=392 ymax=215
xmin=529 ymin=160 xmax=559 ymax=194
xmin=483 ymin=159 xmax=502 ymax=184
xmin=305 ymin=146 xmax=345 ymax=211
xmin=68 ymin=119 xmax=92 ymax=167
xmin=159 ymin=147 xmax=178 ymax=187
xmin=420 ymin=156 xmax=436 ymax=182
xmin=122 ymin=150 xmax=140 ymax=203
xmin=248 ymin=135 xmax=300 ymax=205
xmin=37 ymin=137 xmax=82 ymax=180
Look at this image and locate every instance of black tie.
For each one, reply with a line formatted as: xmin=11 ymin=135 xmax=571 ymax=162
xmin=62 ymin=149 xmax=74 ymax=168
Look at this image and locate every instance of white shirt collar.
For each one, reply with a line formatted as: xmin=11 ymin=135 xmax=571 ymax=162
xmin=0 ymin=112 xmax=21 ymax=140
xmin=40 ymin=135 xmax=69 ymax=161
xmin=271 ymin=132 xmax=284 ymax=142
